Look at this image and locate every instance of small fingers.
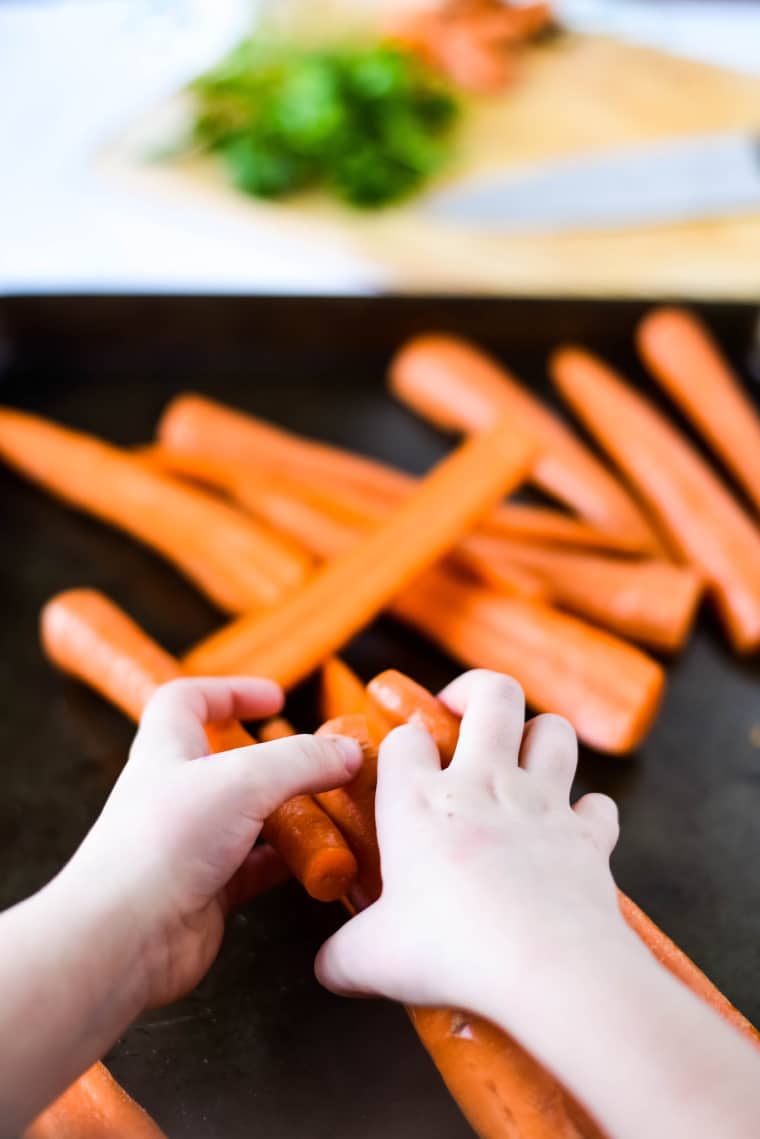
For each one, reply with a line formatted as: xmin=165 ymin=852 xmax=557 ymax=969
xmin=135 ymin=677 xmax=283 ymax=764
xmin=208 ymin=732 xmax=363 ymax=821
xmin=315 ymin=906 xmax=387 ymax=997
xmin=374 ymin=723 xmax=441 ymax=843
xmin=519 ymin=714 xmax=578 ymax=797
xmin=440 ymin=670 xmax=525 ymax=776
xmin=573 ymin=793 xmax=619 ymax=856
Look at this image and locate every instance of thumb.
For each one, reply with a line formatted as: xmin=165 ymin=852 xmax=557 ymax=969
xmin=315 ymin=905 xmax=388 ymax=998
xmin=202 ymin=732 xmax=363 ymax=822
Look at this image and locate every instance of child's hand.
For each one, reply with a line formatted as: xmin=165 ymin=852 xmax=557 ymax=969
xmin=66 ymin=677 xmax=362 ymax=1011
xmin=316 ymin=670 xmax=627 ymax=1027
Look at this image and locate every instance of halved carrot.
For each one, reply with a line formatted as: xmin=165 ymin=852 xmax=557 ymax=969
xmin=389 ymin=333 xmax=660 ymax=551
xmin=184 ymin=423 xmax=534 ymax=681
xmin=40 ymin=589 xmax=356 ymax=904
xmin=154 ymin=406 xmax=648 ymax=556
xmin=321 ymin=657 xmax=395 ymax=746
xmin=393 ymin=569 xmax=665 ymax=755
xmin=491 ymin=539 xmax=703 ymax=652
xmin=367 ymin=669 xmax=460 ymax=765
xmin=24 ymin=1061 xmax=166 ymax=1139
xmin=552 ymin=347 xmax=760 ymax=654
xmin=0 ymin=408 xmax=310 ymax=614
xmin=637 ymin=307 xmax=760 ymax=516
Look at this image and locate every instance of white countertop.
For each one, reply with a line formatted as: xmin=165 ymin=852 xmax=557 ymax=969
xmin=2 ymin=0 xmax=759 ymax=295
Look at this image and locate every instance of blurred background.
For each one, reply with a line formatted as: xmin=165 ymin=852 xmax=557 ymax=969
xmin=2 ymin=0 xmax=760 ymax=297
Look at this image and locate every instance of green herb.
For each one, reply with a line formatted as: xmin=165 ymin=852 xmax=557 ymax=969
xmin=186 ymin=39 xmax=460 ymax=208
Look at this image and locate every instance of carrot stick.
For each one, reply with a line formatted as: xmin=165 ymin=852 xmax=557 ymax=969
xmin=389 ymin=333 xmax=660 ymax=551
xmin=24 ymin=1062 xmax=166 ymax=1139
xmin=551 ymin=347 xmax=760 ymax=654
xmin=183 ymin=424 xmax=534 ymax=682
xmin=490 ymin=540 xmax=703 ymax=652
xmin=393 ymin=569 xmax=665 ymax=755
xmin=637 ymin=307 xmax=760 ymax=516
xmin=321 ymin=657 xmax=395 ymax=746
xmin=0 ymin=408 xmax=310 ymax=614
xmin=367 ymin=669 xmax=460 ymax=766
xmin=39 ymin=589 xmax=357 ymax=903
xmin=154 ymin=406 xmax=648 ymax=555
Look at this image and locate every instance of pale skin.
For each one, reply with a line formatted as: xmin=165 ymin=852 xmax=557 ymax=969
xmin=2 ymin=671 xmax=759 ymax=1136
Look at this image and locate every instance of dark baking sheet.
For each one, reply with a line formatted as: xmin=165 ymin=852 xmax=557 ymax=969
xmin=1 ymin=296 xmax=759 ymax=1138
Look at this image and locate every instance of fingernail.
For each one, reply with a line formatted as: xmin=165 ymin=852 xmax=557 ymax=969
xmin=332 ymin=735 xmax=363 ymax=772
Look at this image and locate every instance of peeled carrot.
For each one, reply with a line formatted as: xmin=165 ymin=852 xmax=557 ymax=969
xmin=24 ymin=1061 xmax=166 ymax=1139
xmin=40 ymin=589 xmax=357 ymax=903
xmin=315 ymin=714 xmax=382 ymax=908
xmin=184 ymin=423 xmax=534 ymax=681
xmin=394 ymin=569 xmax=665 ymax=755
xmin=367 ymin=669 xmax=460 ymax=766
xmin=389 ymin=333 xmax=660 ymax=551
xmin=491 ymin=540 xmax=703 ymax=652
xmin=552 ymin=347 xmax=760 ymax=655
xmin=321 ymin=657 xmax=395 ymax=746
xmin=637 ymin=307 xmax=760 ymax=516
xmin=154 ymin=405 xmax=647 ymax=556
xmin=0 ymin=408 xmax=310 ymax=614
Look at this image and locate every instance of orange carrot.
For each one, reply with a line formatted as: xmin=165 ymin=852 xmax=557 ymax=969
xmin=184 ymin=423 xmax=534 ymax=681
xmin=367 ymin=669 xmax=460 ymax=766
xmin=389 ymin=333 xmax=660 ymax=551
xmin=157 ymin=393 xmax=410 ymax=507
xmin=154 ymin=406 xmax=647 ymax=555
xmin=637 ymin=307 xmax=760 ymax=516
xmin=552 ymin=347 xmax=760 ymax=654
xmin=258 ymin=716 xmax=298 ymax=742
xmin=24 ymin=1061 xmax=166 ymax=1139
xmin=0 ymin=408 xmax=310 ymax=614
xmin=321 ymin=657 xmax=395 ymax=746
xmin=491 ymin=540 xmax=703 ymax=652
xmin=40 ymin=589 xmax=357 ymax=903
xmin=394 ymin=569 xmax=665 ymax=755
xmin=315 ymin=715 xmax=382 ymax=908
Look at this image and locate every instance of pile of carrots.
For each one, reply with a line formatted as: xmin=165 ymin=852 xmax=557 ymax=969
xmin=7 ymin=305 xmax=760 ymax=1136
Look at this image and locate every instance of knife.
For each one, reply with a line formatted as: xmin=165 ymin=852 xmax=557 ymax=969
xmin=422 ymin=131 xmax=760 ymax=232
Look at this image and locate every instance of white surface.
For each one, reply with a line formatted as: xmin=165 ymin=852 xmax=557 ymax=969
xmin=2 ymin=0 xmax=760 ymax=295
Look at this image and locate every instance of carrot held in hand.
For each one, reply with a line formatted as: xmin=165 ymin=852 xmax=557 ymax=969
xmin=367 ymin=669 xmax=460 ymax=766
xmin=491 ymin=539 xmax=703 ymax=652
xmin=321 ymin=657 xmax=395 ymax=746
xmin=637 ymin=306 xmax=760 ymax=516
xmin=552 ymin=347 xmax=760 ymax=654
xmin=23 ymin=1061 xmax=166 ymax=1139
xmin=184 ymin=423 xmax=534 ymax=681
xmin=0 ymin=408 xmax=310 ymax=614
xmin=389 ymin=333 xmax=659 ymax=551
xmin=40 ymin=589 xmax=357 ymax=904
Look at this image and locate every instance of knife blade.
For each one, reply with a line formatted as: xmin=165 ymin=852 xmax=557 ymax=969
xmin=423 ymin=131 xmax=760 ymax=232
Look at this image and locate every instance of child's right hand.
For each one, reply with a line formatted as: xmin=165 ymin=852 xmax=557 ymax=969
xmin=316 ymin=669 xmax=629 ymax=1027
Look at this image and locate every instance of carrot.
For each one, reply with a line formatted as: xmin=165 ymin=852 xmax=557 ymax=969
xmin=24 ymin=1061 xmax=166 ymax=1139
xmin=551 ymin=347 xmax=760 ymax=654
xmin=321 ymin=657 xmax=395 ymax=746
xmin=367 ymin=669 xmax=460 ymax=766
xmin=154 ymin=404 xmax=647 ymax=555
xmin=40 ymin=589 xmax=357 ymax=903
xmin=315 ymin=715 xmax=382 ymax=908
xmin=389 ymin=333 xmax=660 ymax=551
xmin=157 ymin=393 xmax=410 ymax=508
xmin=490 ymin=540 xmax=703 ymax=652
xmin=0 ymin=408 xmax=310 ymax=614
xmin=393 ymin=569 xmax=665 ymax=755
xmin=637 ymin=307 xmax=760 ymax=516
xmin=184 ymin=423 xmax=534 ymax=681
xmin=258 ymin=716 xmax=298 ymax=742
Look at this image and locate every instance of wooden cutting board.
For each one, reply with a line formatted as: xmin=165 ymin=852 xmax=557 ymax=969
xmin=102 ymin=33 xmax=760 ymax=297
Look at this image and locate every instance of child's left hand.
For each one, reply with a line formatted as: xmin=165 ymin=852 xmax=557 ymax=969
xmin=65 ymin=677 xmax=362 ymax=1010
